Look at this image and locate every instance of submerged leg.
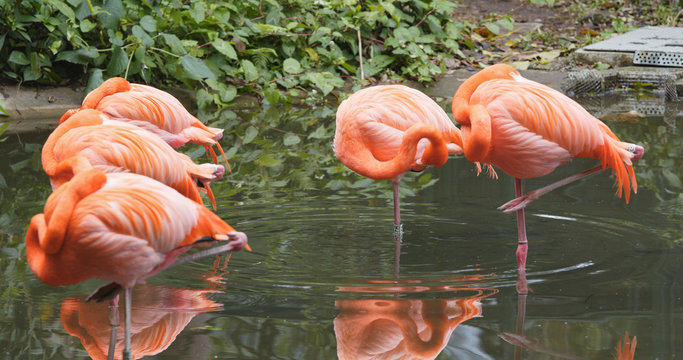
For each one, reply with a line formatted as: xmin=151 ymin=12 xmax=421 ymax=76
xmin=392 ymin=180 xmax=403 ymax=234
xmin=107 ymin=297 xmax=119 ymax=360
xmin=514 ymin=280 xmax=528 ymax=360
xmin=122 ymin=287 xmax=132 ymax=360
xmin=514 ymin=178 xmax=528 ymax=272
xmin=499 ymin=165 xmax=603 ymax=213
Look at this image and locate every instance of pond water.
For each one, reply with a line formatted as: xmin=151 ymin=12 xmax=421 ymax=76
xmin=0 ymin=97 xmax=681 ymax=359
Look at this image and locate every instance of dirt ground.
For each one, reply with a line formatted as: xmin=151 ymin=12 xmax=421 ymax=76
xmin=452 ymin=0 xmax=678 ymax=70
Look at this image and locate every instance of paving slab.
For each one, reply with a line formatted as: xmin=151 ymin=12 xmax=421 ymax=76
xmin=576 ymin=26 xmax=683 ymax=67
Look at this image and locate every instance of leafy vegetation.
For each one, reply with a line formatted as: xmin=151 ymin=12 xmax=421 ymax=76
xmin=1 ymin=0 xmax=484 ymax=108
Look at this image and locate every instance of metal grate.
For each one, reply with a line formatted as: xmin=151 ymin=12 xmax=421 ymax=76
xmin=633 ymin=50 xmax=683 ymax=67
xmin=562 ymin=68 xmax=681 ymax=101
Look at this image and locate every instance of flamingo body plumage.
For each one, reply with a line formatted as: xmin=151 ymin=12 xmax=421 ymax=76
xmin=64 ymin=77 xmax=229 ymax=168
xmin=25 ymin=170 xmax=247 ymax=289
xmin=44 ymin=109 xmax=223 ymax=209
xmin=334 ymin=85 xmax=463 ymax=228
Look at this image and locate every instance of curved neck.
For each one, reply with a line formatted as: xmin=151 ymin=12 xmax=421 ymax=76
xmin=43 ymin=110 xmax=104 ymax=178
xmin=389 ymin=301 xmax=450 ymax=358
xmin=451 ymin=70 xmax=493 ymax=124
xmin=82 ymin=77 xmax=131 ymax=109
xmin=348 ymin=123 xmax=448 ymax=181
xmin=38 ymin=168 xmax=107 ymax=255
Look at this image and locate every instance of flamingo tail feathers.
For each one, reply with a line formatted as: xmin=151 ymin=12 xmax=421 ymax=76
xmin=598 ymin=135 xmax=638 ymax=203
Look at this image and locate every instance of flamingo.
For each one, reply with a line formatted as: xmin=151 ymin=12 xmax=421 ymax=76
xmin=451 ymin=63 xmax=644 ymax=276
xmin=44 ymin=109 xmax=224 ymax=209
xmin=62 ymin=77 xmax=229 ymax=169
xmin=25 ymin=167 xmax=249 ymax=358
xmin=334 ymin=85 xmax=463 ymax=232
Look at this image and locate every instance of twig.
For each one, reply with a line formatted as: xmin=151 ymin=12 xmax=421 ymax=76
xmin=357 ymin=29 xmax=364 ymax=80
xmin=269 ymin=126 xmax=306 ymax=137
xmin=415 ymin=9 xmax=435 ymax=27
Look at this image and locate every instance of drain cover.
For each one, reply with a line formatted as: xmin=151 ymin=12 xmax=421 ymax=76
xmin=634 ymin=50 xmax=683 ymax=67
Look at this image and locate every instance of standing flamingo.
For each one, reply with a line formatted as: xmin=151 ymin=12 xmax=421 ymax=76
xmin=25 ymin=167 xmax=249 ymax=358
xmin=44 ymin=109 xmax=224 ymax=209
xmin=334 ymin=85 xmax=463 ymax=232
xmin=63 ymin=77 xmax=229 ymax=169
xmin=451 ymin=63 xmax=644 ymax=276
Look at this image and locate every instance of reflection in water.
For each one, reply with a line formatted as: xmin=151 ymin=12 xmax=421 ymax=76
xmin=60 ymin=256 xmax=230 ymax=360
xmin=334 ymin=279 xmax=496 ymax=359
xmin=60 ymin=284 xmax=221 ymax=360
xmin=499 ymin=331 xmax=637 ymax=360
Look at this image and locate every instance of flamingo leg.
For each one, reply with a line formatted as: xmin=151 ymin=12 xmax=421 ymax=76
xmin=513 ymin=284 xmax=528 ymax=360
xmin=514 ymin=178 xmax=528 ymax=272
xmin=499 ymin=165 xmax=603 ymax=213
xmin=393 ymin=230 xmax=402 ymax=281
xmin=107 ymin=296 xmax=119 ymax=360
xmin=122 ymin=287 xmax=132 ymax=360
xmin=392 ymin=180 xmax=403 ymax=234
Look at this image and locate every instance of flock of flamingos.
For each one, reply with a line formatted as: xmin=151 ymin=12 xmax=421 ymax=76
xmin=23 ymin=63 xmax=639 ymax=359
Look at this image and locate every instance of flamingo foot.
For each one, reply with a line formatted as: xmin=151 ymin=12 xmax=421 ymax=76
xmin=631 ymin=145 xmax=644 ymax=162
xmin=498 ymin=191 xmax=541 ymax=213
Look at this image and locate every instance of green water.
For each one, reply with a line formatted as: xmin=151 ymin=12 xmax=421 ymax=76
xmin=0 ymin=101 xmax=681 ymax=359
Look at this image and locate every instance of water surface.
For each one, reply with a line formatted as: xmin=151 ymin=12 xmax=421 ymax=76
xmin=0 ymin=99 xmax=681 ymax=359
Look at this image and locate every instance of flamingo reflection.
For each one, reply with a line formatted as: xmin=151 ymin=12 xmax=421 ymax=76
xmin=60 ymin=256 xmax=231 ymax=360
xmin=61 ymin=284 xmax=220 ymax=360
xmin=335 ymin=278 xmax=496 ymax=359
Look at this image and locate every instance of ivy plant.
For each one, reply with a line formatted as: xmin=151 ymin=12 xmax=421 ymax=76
xmin=1 ymin=0 xmax=474 ymax=109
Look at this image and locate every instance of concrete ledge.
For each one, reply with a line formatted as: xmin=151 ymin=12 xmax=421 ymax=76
xmin=573 ymin=49 xmax=634 ymax=67
xmin=1 ymin=85 xmax=83 ymax=134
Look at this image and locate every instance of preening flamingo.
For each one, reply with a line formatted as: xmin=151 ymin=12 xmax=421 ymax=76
xmin=62 ymin=77 xmax=229 ymax=169
xmin=334 ymin=85 xmax=463 ymax=231
xmin=44 ymin=109 xmax=224 ymax=209
xmin=451 ymin=63 xmax=644 ymax=275
xmin=25 ymin=167 xmax=249 ymax=358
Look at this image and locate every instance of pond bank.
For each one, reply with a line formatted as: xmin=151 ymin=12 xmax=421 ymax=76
xmin=2 ymin=66 xmax=681 ymax=135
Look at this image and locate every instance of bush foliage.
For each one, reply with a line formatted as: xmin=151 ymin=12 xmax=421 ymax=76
xmin=0 ymin=0 xmax=484 ymax=108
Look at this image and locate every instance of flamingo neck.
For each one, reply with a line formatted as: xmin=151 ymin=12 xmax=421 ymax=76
xmin=43 ymin=110 xmax=104 ymax=181
xmin=350 ymin=123 xmax=448 ymax=181
xmin=452 ymin=64 xmax=518 ymax=124
xmin=25 ymin=169 xmax=107 ymax=287
xmin=81 ymin=77 xmax=131 ymax=110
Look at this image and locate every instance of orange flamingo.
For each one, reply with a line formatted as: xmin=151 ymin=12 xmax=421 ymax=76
xmin=63 ymin=77 xmax=229 ymax=169
xmin=334 ymin=85 xmax=463 ymax=231
xmin=451 ymin=64 xmax=643 ymax=274
xmin=25 ymin=167 xmax=249 ymax=358
xmin=44 ymin=109 xmax=224 ymax=209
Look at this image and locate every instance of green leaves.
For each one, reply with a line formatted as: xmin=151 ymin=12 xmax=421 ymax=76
xmin=107 ymin=46 xmax=127 ymax=76
xmin=283 ymin=58 xmax=302 ymax=74
xmin=181 ymin=55 xmax=216 ymax=80
xmin=212 ymin=38 xmax=238 ymax=60
xmin=3 ymin=0 xmax=476 ymax=108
